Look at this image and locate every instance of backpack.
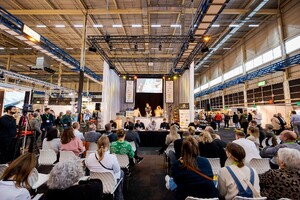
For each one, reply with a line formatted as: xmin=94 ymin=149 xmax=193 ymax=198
xmin=226 ymin=166 xmax=254 ymax=198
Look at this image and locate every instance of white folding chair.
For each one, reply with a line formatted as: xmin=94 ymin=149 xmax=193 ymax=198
xmin=90 ymin=171 xmax=123 ymax=195
xmin=233 ymin=196 xmax=267 ymax=200
xmin=86 ymin=150 xmax=97 ymax=158
xmin=129 ymin=141 xmax=136 ymax=152
xmin=249 ymin=158 xmax=270 ymax=174
xmin=185 ymin=197 xmax=219 ymax=200
xmin=28 ymin=168 xmax=49 ymax=190
xmin=207 ymin=158 xmax=221 ymax=175
xmin=59 ymin=151 xmax=77 ymax=162
xmin=116 ymin=154 xmax=129 ymax=169
xmin=0 ymin=164 xmax=8 ymax=177
xmin=38 ymin=149 xmax=57 ymax=166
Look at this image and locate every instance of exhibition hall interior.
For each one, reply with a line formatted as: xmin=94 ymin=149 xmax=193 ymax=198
xmin=0 ymin=0 xmax=300 ymax=199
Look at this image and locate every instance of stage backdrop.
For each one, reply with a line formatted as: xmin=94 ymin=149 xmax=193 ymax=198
xmin=135 ymin=93 xmax=163 ymax=117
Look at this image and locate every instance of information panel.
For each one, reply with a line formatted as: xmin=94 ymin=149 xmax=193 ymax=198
xmin=165 ymin=81 xmax=173 ymax=103
xmin=125 ymin=80 xmax=134 ymax=103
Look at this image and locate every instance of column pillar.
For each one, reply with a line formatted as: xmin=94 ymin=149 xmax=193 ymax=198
xmin=77 ymin=12 xmax=88 ymax=114
xmin=57 ymin=63 xmax=62 ymax=87
xmin=189 ymin=62 xmax=195 ymax=121
xmin=5 ymin=55 xmax=11 ymax=83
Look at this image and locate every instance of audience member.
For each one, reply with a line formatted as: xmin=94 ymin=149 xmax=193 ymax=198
xmin=188 ymin=126 xmax=199 ymax=141
xmin=198 ymin=131 xmax=227 ymax=167
xmin=252 ymin=110 xmax=262 ymax=127
xmin=29 ymin=112 xmax=42 ymax=147
xmin=262 ymin=124 xmax=278 ymax=147
xmin=61 ymin=110 xmax=72 ymax=130
xmin=42 ymin=127 xmax=61 ymax=162
xmin=188 ymin=119 xmax=200 ymax=130
xmin=104 ymin=123 xmax=117 ymax=142
xmin=260 ymin=130 xmax=300 ymax=168
xmin=72 ymin=122 xmax=84 ymax=141
xmin=41 ymin=108 xmax=55 ymax=144
xmin=271 ymin=114 xmax=281 ymax=135
xmin=246 ymin=126 xmax=260 ymax=150
xmin=218 ymin=143 xmax=260 ymax=199
xmin=232 ymin=112 xmax=240 ymax=129
xmin=277 ymin=113 xmax=286 ymax=134
xmin=166 ymin=125 xmax=181 ymax=146
xmin=134 ymin=120 xmax=145 ymax=130
xmin=60 ymin=127 xmax=85 ymax=156
xmin=233 ymin=129 xmax=261 ymax=165
xmin=173 ymin=131 xmax=191 ymax=160
xmin=110 ymin=129 xmax=136 ymax=163
xmin=125 ymin=124 xmax=144 ymax=164
xmin=170 ymin=119 xmax=180 ymax=130
xmin=160 ymin=118 xmax=170 ymax=130
xmin=290 ymin=110 xmax=300 ymax=137
xmin=240 ymin=110 xmax=249 ymax=134
xmin=204 ymin=126 xmax=221 ymax=140
xmin=259 ymin=148 xmax=300 ymax=200
xmin=0 ymin=153 xmax=36 ymax=199
xmin=85 ymin=135 xmax=124 ymax=200
xmin=44 ymin=158 xmax=103 ymax=200
xmin=84 ymin=123 xmax=101 ymax=144
xmin=110 ymin=120 xmax=117 ymax=129
xmin=0 ymin=106 xmax=17 ymax=164
xmin=172 ymin=136 xmax=219 ymax=199
xmin=248 ymin=120 xmax=266 ymax=147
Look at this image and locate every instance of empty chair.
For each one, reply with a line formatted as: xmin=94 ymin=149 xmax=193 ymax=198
xmin=90 ymin=171 xmax=123 ymax=196
xmin=59 ymin=151 xmax=77 ymax=163
xmin=207 ymin=158 xmax=221 ymax=175
xmin=248 ymin=158 xmax=270 ymax=174
xmin=38 ymin=149 xmax=57 ymax=166
xmin=233 ymin=196 xmax=267 ymax=200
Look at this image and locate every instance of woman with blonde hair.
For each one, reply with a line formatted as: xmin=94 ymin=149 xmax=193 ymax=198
xmin=0 ymin=153 xmax=36 ymax=199
xmin=247 ymin=126 xmax=260 ymax=150
xmin=172 ymin=136 xmax=218 ymax=199
xmin=85 ymin=135 xmax=124 ymax=200
xmin=60 ymin=127 xmax=85 ymax=156
xmin=166 ymin=125 xmax=181 ymax=145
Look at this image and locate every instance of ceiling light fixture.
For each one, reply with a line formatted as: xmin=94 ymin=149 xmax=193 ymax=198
xmin=203 ymin=36 xmax=211 ymax=43
xmin=36 ymin=25 xmax=46 ymax=28
xmin=170 ymin=24 xmax=181 ymax=28
xmin=93 ymin=24 xmax=103 ymax=28
xmin=211 ymin=24 xmax=220 ymax=27
xmin=55 ymin=24 xmax=65 ymax=28
xmin=229 ymin=24 xmax=239 ymax=27
xmin=112 ymin=24 xmax=122 ymax=28
xmin=249 ymin=24 xmax=259 ymax=27
xmin=132 ymin=24 xmax=142 ymax=28
xmin=151 ymin=24 xmax=161 ymax=28
xmin=66 ymin=47 xmax=73 ymax=50
xmin=74 ymin=25 xmax=83 ymax=28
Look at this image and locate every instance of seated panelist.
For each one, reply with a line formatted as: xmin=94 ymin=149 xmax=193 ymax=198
xmin=160 ymin=118 xmax=170 ymax=130
xmin=147 ymin=120 xmax=157 ymax=131
xmin=134 ymin=120 xmax=145 ymax=130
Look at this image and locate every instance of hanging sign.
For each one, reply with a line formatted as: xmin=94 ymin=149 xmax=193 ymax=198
xmin=165 ymin=81 xmax=174 ymax=103
xmin=125 ymin=80 xmax=134 ymax=103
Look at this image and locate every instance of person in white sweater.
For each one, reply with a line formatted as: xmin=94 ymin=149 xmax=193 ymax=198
xmin=42 ymin=127 xmax=61 ymax=154
xmin=0 ymin=153 xmax=36 ymax=200
xmin=218 ymin=143 xmax=260 ymax=200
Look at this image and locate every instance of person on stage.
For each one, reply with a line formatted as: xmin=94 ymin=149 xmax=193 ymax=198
xmin=134 ymin=120 xmax=145 ymax=130
xmin=124 ymin=117 xmax=134 ymax=130
xmin=133 ymin=107 xmax=142 ymax=117
xmin=145 ymin=103 xmax=152 ymax=117
xmin=160 ymin=118 xmax=170 ymax=130
xmin=154 ymin=106 xmax=163 ymax=117
xmin=147 ymin=120 xmax=157 ymax=131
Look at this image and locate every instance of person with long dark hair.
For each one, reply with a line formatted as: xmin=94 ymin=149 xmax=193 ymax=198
xmin=0 ymin=153 xmax=36 ymax=199
xmin=171 ymin=136 xmax=218 ymax=200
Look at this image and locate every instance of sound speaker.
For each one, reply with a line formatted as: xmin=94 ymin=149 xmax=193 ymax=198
xmin=95 ymin=103 xmax=100 ymax=111
xmin=205 ymin=103 xmax=211 ymax=111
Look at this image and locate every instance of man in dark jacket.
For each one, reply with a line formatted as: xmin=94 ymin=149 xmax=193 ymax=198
xmin=104 ymin=123 xmax=117 ymax=142
xmin=41 ymin=108 xmax=55 ymax=144
xmin=125 ymin=124 xmax=143 ymax=164
xmin=0 ymin=106 xmax=17 ymax=163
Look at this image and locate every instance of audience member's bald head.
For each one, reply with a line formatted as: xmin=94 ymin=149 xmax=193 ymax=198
xmin=280 ymin=130 xmax=297 ymax=142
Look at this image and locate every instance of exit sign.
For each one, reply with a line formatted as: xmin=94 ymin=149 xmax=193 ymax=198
xmin=258 ymin=81 xmax=266 ymax=87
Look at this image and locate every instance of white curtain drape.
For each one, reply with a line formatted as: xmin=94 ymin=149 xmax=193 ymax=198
xmin=178 ymin=61 xmax=195 ymax=121
xmin=101 ymin=61 xmax=120 ymax=126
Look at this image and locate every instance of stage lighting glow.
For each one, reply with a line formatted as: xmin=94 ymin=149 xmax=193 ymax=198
xmin=123 ymin=75 xmax=126 ymax=79
xmin=203 ymin=36 xmax=211 ymax=43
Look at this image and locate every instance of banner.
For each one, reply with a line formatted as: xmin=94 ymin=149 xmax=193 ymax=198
xmin=165 ymin=81 xmax=174 ymax=103
xmin=179 ymin=109 xmax=190 ymax=129
xmin=125 ymin=80 xmax=134 ymax=103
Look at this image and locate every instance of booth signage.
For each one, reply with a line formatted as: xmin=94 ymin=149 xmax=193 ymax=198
xmin=125 ymin=80 xmax=134 ymax=103
xmin=165 ymin=81 xmax=174 ymax=103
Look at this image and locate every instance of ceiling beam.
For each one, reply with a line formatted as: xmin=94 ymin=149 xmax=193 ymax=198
xmin=7 ymin=8 xmax=278 ymax=15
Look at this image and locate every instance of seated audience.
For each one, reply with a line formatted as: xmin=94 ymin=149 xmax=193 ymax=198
xmin=123 ymin=117 xmax=134 ymax=130
xmin=159 ymin=125 xmax=181 ymax=155
xmin=173 ymin=131 xmax=191 ymax=160
xmin=60 ymin=127 xmax=85 ymax=156
xmin=110 ymin=129 xmax=136 ymax=163
xmin=125 ymin=124 xmax=144 ymax=164
xmin=218 ymin=143 xmax=260 ymax=199
xmin=248 ymin=120 xmax=266 ymax=147
xmin=260 ymin=130 xmax=300 ymax=168
xmin=0 ymin=153 xmax=36 ymax=200
xmin=85 ymin=135 xmax=124 ymax=200
xmin=204 ymin=126 xmax=221 ymax=140
xmin=233 ymin=129 xmax=261 ymax=165
xmin=104 ymin=123 xmax=117 ymax=143
xmin=160 ymin=118 xmax=170 ymax=130
xmin=188 ymin=126 xmax=199 ymax=141
xmin=170 ymin=119 xmax=180 ymax=130
xmin=198 ymin=131 xmax=227 ymax=167
xmin=134 ymin=120 xmax=145 ymax=130
xmin=72 ymin=122 xmax=85 ymax=141
xmin=259 ymin=148 xmax=300 ymax=200
xmin=42 ymin=127 xmax=61 ymax=162
xmin=147 ymin=120 xmax=157 ymax=131
xmin=261 ymin=124 xmax=278 ymax=147
xmin=188 ymin=119 xmax=200 ymax=129
xmin=271 ymin=114 xmax=281 ymax=135
xmin=44 ymin=159 xmax=103 ymax=200
xmin=84 ymin=123 xmax=101 ymax=150
xmin=246 ymin=126 xmax=260 ymax=150
xmin=172 ymin=136 xmax=219 ymax=199
xmin=110 ymin=120 xmax=117 ymax=129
